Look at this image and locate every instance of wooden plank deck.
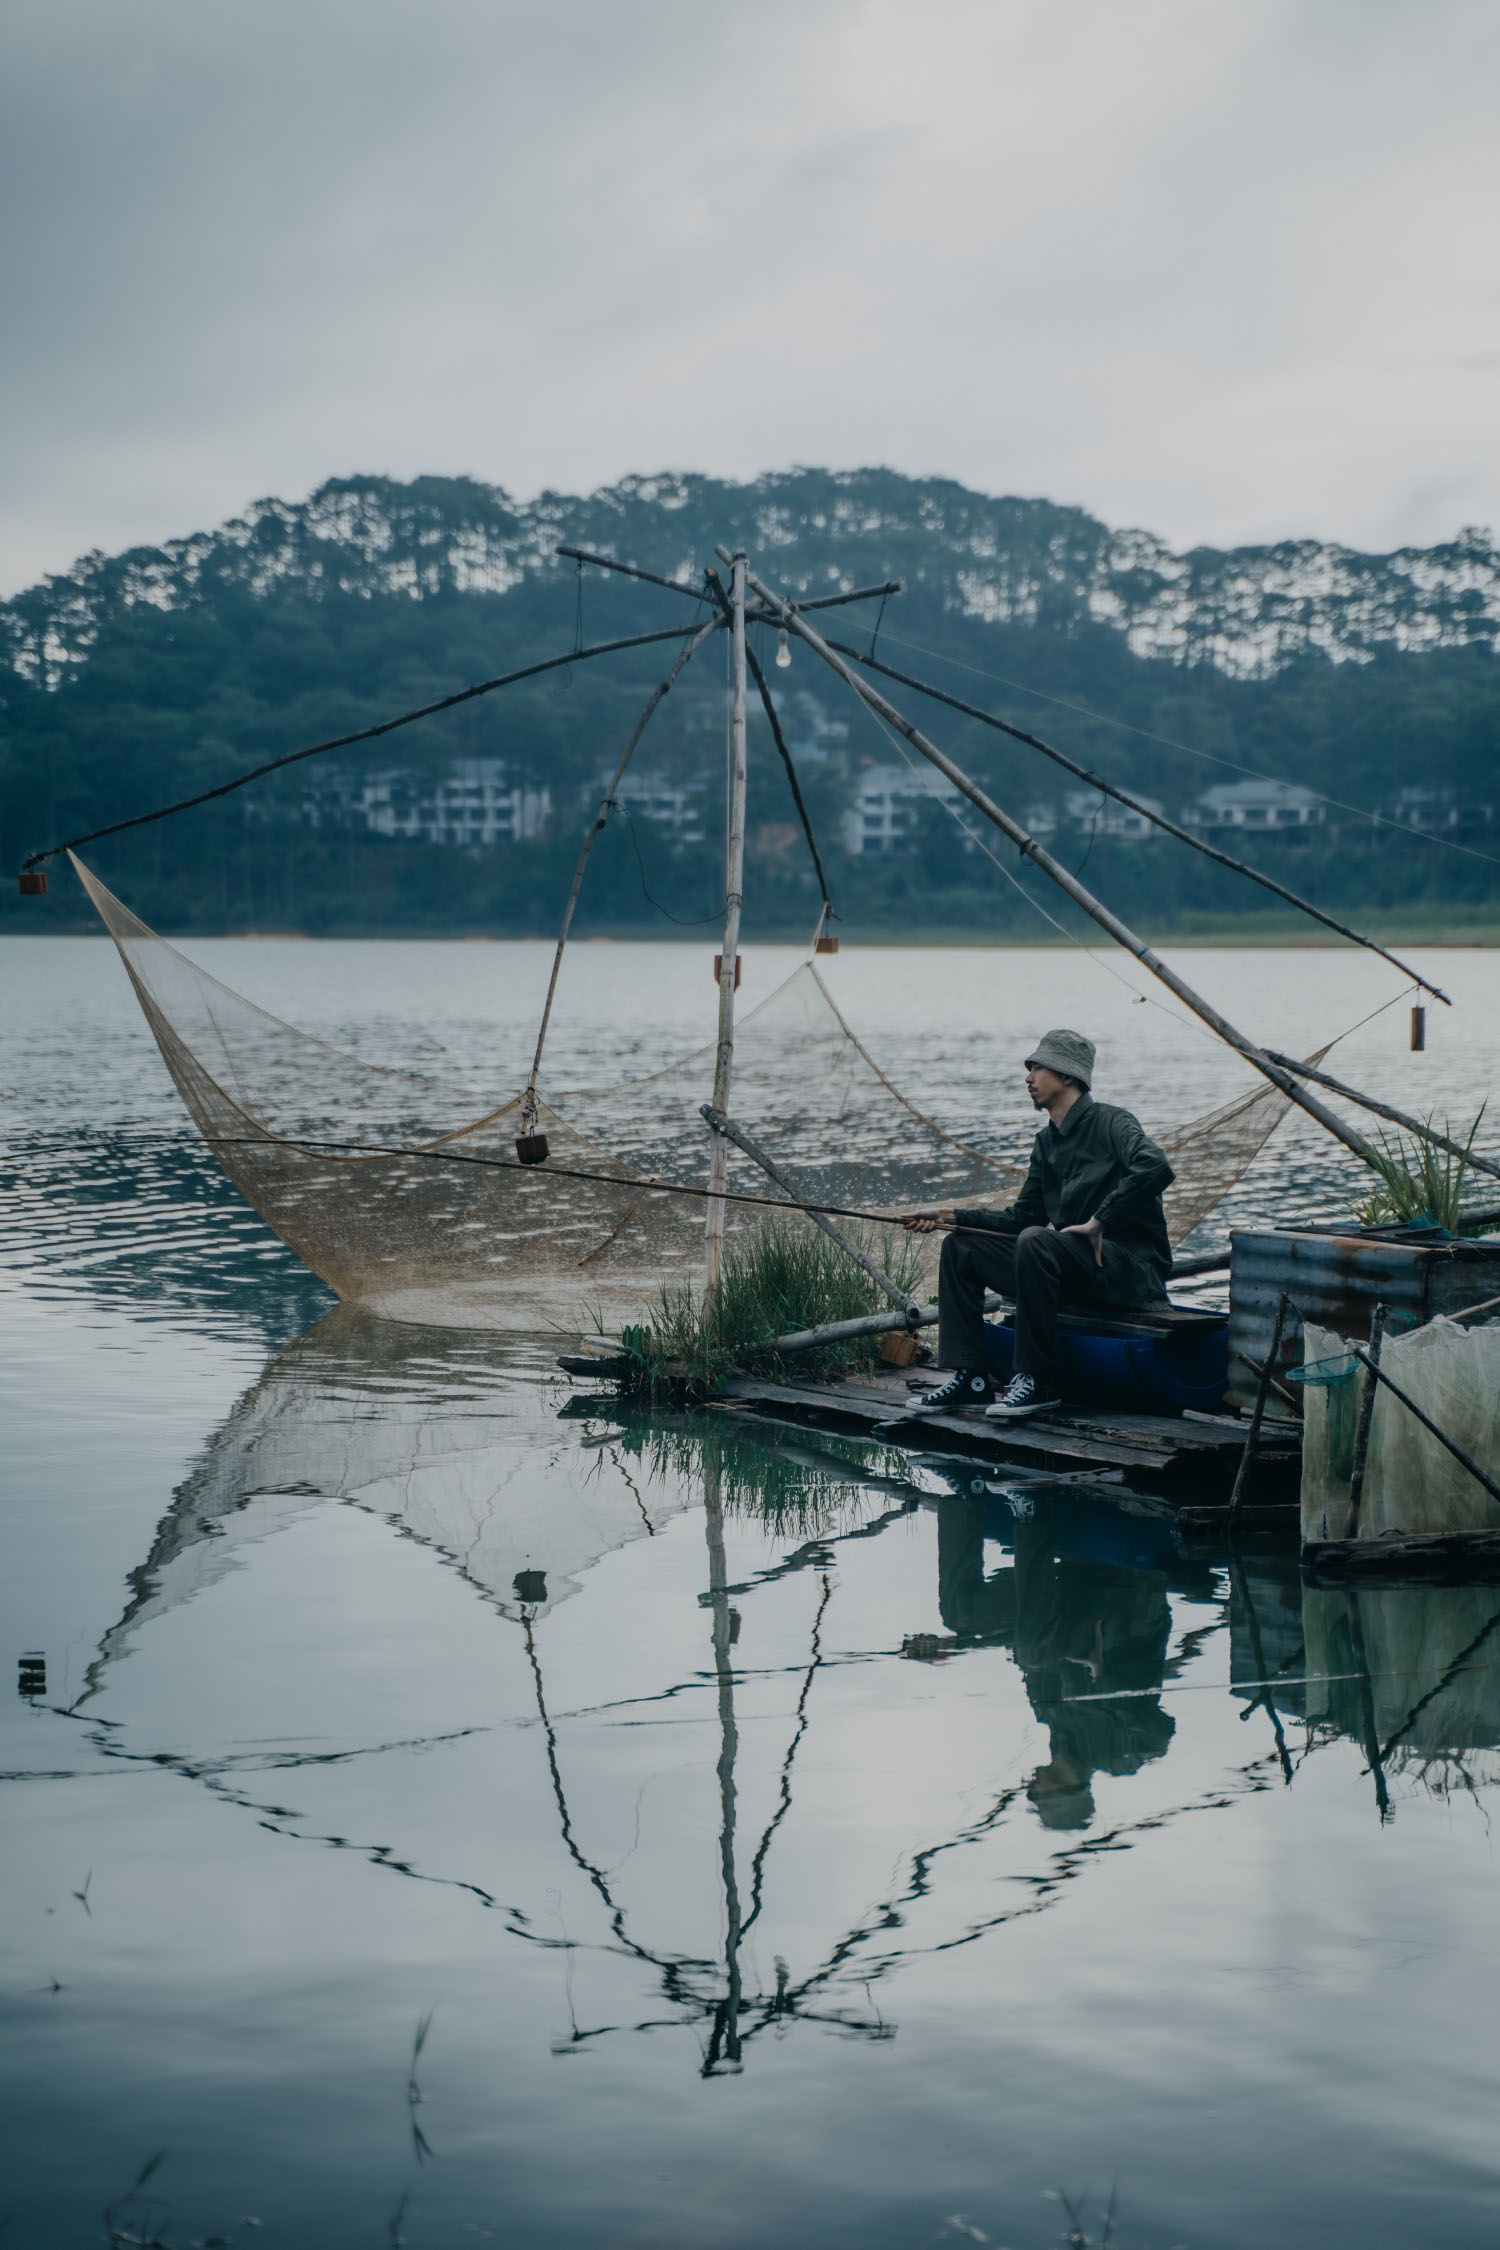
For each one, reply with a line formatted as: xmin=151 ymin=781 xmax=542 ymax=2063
xmin=718 ymin=1367 xmax=1299 ymax=1488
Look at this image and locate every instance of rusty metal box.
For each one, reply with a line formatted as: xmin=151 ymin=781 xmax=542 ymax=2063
xmin=1227 ymin=1228 xmax=1500 ymax=1410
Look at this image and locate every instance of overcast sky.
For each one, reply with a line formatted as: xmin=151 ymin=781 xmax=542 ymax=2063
xmin=2 ymin=0 xmax=1498 ymax=594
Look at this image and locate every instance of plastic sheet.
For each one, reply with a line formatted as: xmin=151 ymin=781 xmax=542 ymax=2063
xmin=1299 ymin=1316 xmax=1500 ymax=1539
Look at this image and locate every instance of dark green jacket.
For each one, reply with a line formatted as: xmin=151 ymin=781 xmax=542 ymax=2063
xmin=966 ymin=1092 xmax=1173 ymax=1305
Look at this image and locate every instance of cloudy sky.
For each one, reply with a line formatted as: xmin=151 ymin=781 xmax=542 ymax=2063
xmin=2 ymin=0 xmax=1497 ymax=593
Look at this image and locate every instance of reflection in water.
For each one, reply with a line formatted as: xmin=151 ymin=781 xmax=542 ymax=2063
xmin=67 ymin=1304 xmax=1500 ymax=2113
xmin=77 ymin=1306 xmax=687 ymax=1709
xmin=2 ymin=1125 xmax=334 ymax=1343
xmin=1229 ymin=1557 xmax=1500 ymax=1811
xmin=932 ymin=1489 xmax=1181 ymax=1829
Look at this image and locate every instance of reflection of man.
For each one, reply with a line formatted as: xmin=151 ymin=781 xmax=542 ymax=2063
xmin=1013 ymin=1512 xmax=1175 ymax=1829
xmin=903 ymin=1029 xmax=1173 ymax=1419
xmin=934 ymin=1493 xmax=1175 ymax=1830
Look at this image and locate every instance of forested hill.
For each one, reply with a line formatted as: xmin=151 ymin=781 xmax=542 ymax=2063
xmin=9 ymin=468 xmax=1500 ymax=681
xmin=4 ymin=468 xmax=1499 ymax=936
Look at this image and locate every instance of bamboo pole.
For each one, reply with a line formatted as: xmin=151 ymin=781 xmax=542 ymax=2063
xmin=700 ymin=1103 xmax=921 ymax=1316
xmin=699 ymin=564 xmax=836 ymax=920
xmin=741 ymin=561 xmax=1375 ymax=1166
xmin=1343 ymin=1303 xmax=1387 ymax=1537
xmin=703 ymin=1462 xmax=744 ymax=2072
xmin=829 ymin=639 xmax=1451 ymax=1007
xmin=21 ymin=621 xmax=712 ymax=879
xmin=1228 ymin=1292 xmax=1290 ymax=1518
xmin=704 ymin=555 xmax=750 ymax=1298
xmin=742 ymin=635 xmax=836 ymax=918
xmin=1264 ymin=1052 xmax=1500 ymax=1182
xmin=1345 ymin=1590 xmax=1392 ymax=1821
xmin=523 ymin=614 xmax=723 ymax=1116
xmin=1347 ymin=1339 xmax=1500 ymax=1512
xmin=556 ymin=543 xmax=901 ymax=618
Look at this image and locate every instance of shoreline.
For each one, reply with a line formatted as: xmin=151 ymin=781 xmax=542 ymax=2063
xmin=9 ymin=919 xmax=1500 ymax=947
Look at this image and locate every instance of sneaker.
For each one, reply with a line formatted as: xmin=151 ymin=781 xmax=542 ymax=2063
xmin=909 ymin=1368 xmax=994 ymax=1413
xmin=985 ymin=1373 xmax=1063 ymax=1420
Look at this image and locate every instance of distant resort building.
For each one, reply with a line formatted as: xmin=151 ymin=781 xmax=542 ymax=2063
xmin=841 ymin=762 xmax=966 ymax=856
xmin=298 ymin=752 xmax=1357 ymax=859
xmin=610 ymin=769 xmax=709 ymax=847
xmin=1184 ymin=779 xmax=1324 ymax=831
xmin=357 ymin=758 xmax=551 ymax=845
xmin=1062 ymin=788 xmax=1166 ymax=840
xmin=1384 ymin=785 xmax=1494 ymax=836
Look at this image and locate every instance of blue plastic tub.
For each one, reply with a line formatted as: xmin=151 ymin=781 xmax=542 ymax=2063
xmin=981 ymin=1317 xmax=1228 ymax=1415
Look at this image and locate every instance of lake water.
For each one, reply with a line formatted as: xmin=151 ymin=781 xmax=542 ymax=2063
xmin=5 ymin=933 xmax=1500 ymax=2249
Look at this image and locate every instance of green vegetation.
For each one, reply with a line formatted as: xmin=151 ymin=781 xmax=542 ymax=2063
xmin=617 ymin=1411 xmax=909 ymax=1538
xmin=1355 ymin=1108 xmax=1489 ymax=1231
xmin=4 ymin=467 xmax=1498 ymax=937
xmin=615 ymin=1216 xmax=929 ymax=1404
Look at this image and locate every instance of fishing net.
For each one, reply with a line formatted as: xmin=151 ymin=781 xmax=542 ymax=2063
xmin=73 ymin=853 xmax=1312 ymax=1333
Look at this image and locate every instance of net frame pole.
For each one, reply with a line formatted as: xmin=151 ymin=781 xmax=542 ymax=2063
xmin=1264 ymin=1051 xmax=1500 ymax=1182
xmin=828 ymin=639 xmax=1450 ymax=1007
xmin=20 ymin=622 xmax=712 ymax=877
xmin=700 ymin=1103 xmax=922 ymax=1318
xmin=522 ymin=614 xmax=724 ymax=1117
xmin=704 ymin=554 xmax=749 ymax=1298
xmin=744 ymin=563 xmax=1374 ymax=1165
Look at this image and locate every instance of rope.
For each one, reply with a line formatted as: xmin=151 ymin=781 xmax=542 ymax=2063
xmin=196 ymin=1129 xmax=971 ymax=1228
xmin=853 ymin=693 xmax=1440 ymax=1091
xmin=611 ymin=800 xmax=723 ymax=926
xmin=857 ymin=694 xmax=1203 ymax=1030
xmin=18 ymin=621 xmax=709 ymax=873
xmin=829 ymin=636 xmax=1452 ymax=1001
xmin=523 ymin=613 xmax=723 ymax=1107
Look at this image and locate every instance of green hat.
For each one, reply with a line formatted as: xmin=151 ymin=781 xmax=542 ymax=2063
xmin=1026 ymin=1028 xmax=1095 ymax=1088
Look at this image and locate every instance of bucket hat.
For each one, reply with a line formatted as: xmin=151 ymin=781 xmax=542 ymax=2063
xmin=1026 ymin=1028 xmax=1095 ymax=1088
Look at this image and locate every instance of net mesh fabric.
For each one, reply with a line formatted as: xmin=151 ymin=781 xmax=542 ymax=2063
xmin=73 ymin=854 xmax=1309 ymax=1333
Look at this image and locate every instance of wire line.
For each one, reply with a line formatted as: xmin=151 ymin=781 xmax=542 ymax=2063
xmin=868 ymin=621 xmax=1500 ymax=870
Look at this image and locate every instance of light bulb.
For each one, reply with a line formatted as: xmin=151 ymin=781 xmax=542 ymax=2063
xmin=775 ymin=628 xmax=792 ymax=670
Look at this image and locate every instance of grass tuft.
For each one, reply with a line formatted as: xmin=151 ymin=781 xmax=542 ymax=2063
xmin=616 ymin=1217 xmax=930 ymax=1403
xmin=1354 ymin=1107 xmax=1488 ymax=1232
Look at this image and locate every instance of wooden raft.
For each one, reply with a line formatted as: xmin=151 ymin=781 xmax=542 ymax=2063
xmin=714 ymin=1366 xmax=1298 ymax=1488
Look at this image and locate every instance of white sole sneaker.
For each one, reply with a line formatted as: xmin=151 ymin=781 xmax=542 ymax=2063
xmin=985 ymin=1394 xmax=1062 ymax=1420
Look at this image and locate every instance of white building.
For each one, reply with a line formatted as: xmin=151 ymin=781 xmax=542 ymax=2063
xmin=841 ymin=762 xmax=970 ymax=857
xmin=1386 ymin=786 xmax=1493 ymax=835
xmin=359 ymin=758 xmax=551 ymax=846
xmin=1185 ymin=779 xmax=1324 ymax=832
xmin=610 ymin=769 xmax=708 ymax=846
xmin=1063 ymin=788 xmax=1165 ymax=841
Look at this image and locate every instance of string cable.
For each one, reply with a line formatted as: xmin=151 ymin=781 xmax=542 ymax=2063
xmin=865 ymin=620 xmax=1500 ymax=871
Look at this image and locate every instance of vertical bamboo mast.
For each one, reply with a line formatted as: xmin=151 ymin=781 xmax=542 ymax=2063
xmin=704 ymin=552 xmax=749 ymax=1298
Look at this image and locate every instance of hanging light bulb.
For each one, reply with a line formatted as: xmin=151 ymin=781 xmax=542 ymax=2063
xmin=775 ymin=627 xmax=792 ymax=670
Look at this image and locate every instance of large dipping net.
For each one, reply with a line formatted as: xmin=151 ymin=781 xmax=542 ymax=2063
xmin=74 ymin=854 xmax=1313 ymax=1333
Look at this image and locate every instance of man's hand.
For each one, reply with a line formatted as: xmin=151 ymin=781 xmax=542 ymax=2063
xmin=1060 ymin=1214 xmax=1105 ymax=1266
xmin=902 ymin=1208 xmax=957 ymax=1234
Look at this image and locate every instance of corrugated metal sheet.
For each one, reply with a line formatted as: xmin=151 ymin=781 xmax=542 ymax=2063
xmin=1227 ymin=1230 xmax=1500 ymax=1409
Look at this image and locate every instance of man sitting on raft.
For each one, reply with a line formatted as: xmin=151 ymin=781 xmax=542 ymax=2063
xmin=902 ymin=1029 xmax=1174 ymax=1420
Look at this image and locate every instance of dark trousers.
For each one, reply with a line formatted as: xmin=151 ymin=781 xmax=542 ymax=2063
xmin=937 ymin=1225 xmax=1107 ymax=1388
